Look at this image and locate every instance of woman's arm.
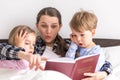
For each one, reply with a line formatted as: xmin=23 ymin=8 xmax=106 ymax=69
xmin=100 ymin=61 xmax=112 ymax=75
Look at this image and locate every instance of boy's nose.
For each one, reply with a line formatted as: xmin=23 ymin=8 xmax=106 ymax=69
xmin=77 ymin=36 xmax=81 ymax=41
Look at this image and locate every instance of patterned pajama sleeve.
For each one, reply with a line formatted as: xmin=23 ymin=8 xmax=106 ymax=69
xmin=100 ymin=61 xmax=112 ymax=75
xmin=0 ymin=43 xmax=24 ymax=60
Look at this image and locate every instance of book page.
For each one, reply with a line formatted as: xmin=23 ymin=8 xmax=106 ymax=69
xmin=74 ymin=53 xmax=100 ymax=62
xmin=47 ymin=57 xmax=75 ymax=63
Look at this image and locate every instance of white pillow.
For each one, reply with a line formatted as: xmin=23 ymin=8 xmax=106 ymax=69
xmin=102 ymin=46 xmax=120 ymax=68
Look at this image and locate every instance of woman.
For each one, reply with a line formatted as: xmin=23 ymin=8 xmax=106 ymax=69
xmin=35 ymin=7 xmax=70 ymax=58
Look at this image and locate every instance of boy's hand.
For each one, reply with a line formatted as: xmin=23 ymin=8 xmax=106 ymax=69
xmin=70 ymin=34 xmax=77 ymax=43
xmin=82 ymin=71 xmax=107 ymax=80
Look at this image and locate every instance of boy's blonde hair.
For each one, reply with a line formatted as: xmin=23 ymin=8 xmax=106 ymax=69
xmin=70 ymin=10 xmax=98 ymax=32
xmin=8 ymin=25 xmax=36 ymax=46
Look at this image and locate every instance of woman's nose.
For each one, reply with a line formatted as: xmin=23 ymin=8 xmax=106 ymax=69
xmin=46 ymin=27 xmax=52 ymax=34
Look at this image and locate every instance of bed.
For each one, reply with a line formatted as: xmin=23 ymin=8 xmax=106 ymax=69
xmin=0 ymin=38 xmax=120 ymax=80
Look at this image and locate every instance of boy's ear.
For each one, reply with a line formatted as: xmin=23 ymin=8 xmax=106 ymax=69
xmin=92 ymin=29 xmax=96 ymax=36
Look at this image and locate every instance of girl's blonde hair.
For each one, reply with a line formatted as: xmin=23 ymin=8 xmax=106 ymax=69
xmin=70 ymin=10 xmax=98 ymax=32
xmin=8 ymin=25 xmax=36 ymax=45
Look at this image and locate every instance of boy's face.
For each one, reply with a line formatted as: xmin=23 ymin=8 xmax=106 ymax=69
xmin=70 ymin=29 xmax=95 ymax=48
xmin=23 ymin=33 xmax=36 ymax=54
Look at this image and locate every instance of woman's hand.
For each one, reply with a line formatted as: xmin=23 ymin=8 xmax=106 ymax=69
xmin=18 ymin=51 xmax=47 ymax=70
xmin=82 ymin=71 xmax=107 ymax=80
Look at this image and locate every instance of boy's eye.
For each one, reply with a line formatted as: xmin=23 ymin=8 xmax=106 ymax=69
xmin=80 ymin=34 xmax=84 ymax=37
xmin=71 ymin=34 xmax=77 ymax=38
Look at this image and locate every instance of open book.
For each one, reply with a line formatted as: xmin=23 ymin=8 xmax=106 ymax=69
xmin=45 ymin=54 xmax=100 ymax=80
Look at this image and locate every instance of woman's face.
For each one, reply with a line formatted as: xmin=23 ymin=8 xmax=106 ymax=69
xmin=36 ymin=15 xmax=61 ymax=44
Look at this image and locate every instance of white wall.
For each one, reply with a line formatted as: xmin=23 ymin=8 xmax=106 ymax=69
xmin=0 ymin=0 xmax=120 ymax=39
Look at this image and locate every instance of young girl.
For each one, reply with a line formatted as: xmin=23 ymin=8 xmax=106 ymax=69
xmin=66 ymin=10 xmax=112 ymax=80
xmin=0 ymin=25 xmax=39 ymax=70
xmin=0 ymin=25 xmax=71 ymax=80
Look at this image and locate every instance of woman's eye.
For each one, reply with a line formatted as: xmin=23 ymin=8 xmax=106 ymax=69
xmin=51 ymin=25 xmax=57 ymax=28
xmin=41 ymin=25 xmax=47 ymax=28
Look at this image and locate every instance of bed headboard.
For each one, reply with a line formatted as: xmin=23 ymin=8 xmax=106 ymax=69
xmin=0 ymin=38 xmax=120 ymax=47
xmin=0 ymin=39 xmax=8 ymax=43
xmin=93 ymin=38 xmax=120 ymax=47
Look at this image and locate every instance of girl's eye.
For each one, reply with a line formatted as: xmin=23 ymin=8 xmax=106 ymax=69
xmin=25 ymin=42 xmax=30 ymax=45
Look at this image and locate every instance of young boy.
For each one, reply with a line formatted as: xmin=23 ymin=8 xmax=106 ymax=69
xmin=66 ymin=10 xmax=112 ymax=80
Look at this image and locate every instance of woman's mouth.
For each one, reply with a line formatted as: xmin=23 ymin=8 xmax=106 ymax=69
xmin=46 ymin=36 xmax=51 ymax=40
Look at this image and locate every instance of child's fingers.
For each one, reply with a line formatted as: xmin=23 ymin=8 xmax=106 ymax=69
xmin=22 ymin=30 xmax=27 ymax=38
xmin=29 ymin=54 xmax=44 ymax=70
xmin=41 ymin=57 xmax=48 ymax=61
xmin=29 ymin=55 xmax=35 ymax=69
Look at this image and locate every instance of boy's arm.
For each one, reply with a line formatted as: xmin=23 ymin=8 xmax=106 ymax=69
xmin=0 ymin=43 xmax=24 ymax=60
xmin=65 ymin=42 xmax=78 ymax=59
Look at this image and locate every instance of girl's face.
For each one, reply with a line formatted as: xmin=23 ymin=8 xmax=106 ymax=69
xmin=70 ymin=29 xmax=95 ymax=48
xmin=36 ymin=15 xmax=61 ymax=45
xmin=24 ymin=33 xmax=36 ymax=54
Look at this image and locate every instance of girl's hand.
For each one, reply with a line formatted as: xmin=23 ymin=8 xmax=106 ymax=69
xmin=29 ymin=54 xmax=47 ymax=70
xmin=15 ymin=30 xmax=27 ymax=47
xmin=18 ymin=51 xmax=47 ymax=70
xmin=82 ymin=71 xmax=107 ymax=80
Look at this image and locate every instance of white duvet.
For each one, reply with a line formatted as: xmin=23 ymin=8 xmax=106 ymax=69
xmin=0 ymin=68 xmax=72 ymax=80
